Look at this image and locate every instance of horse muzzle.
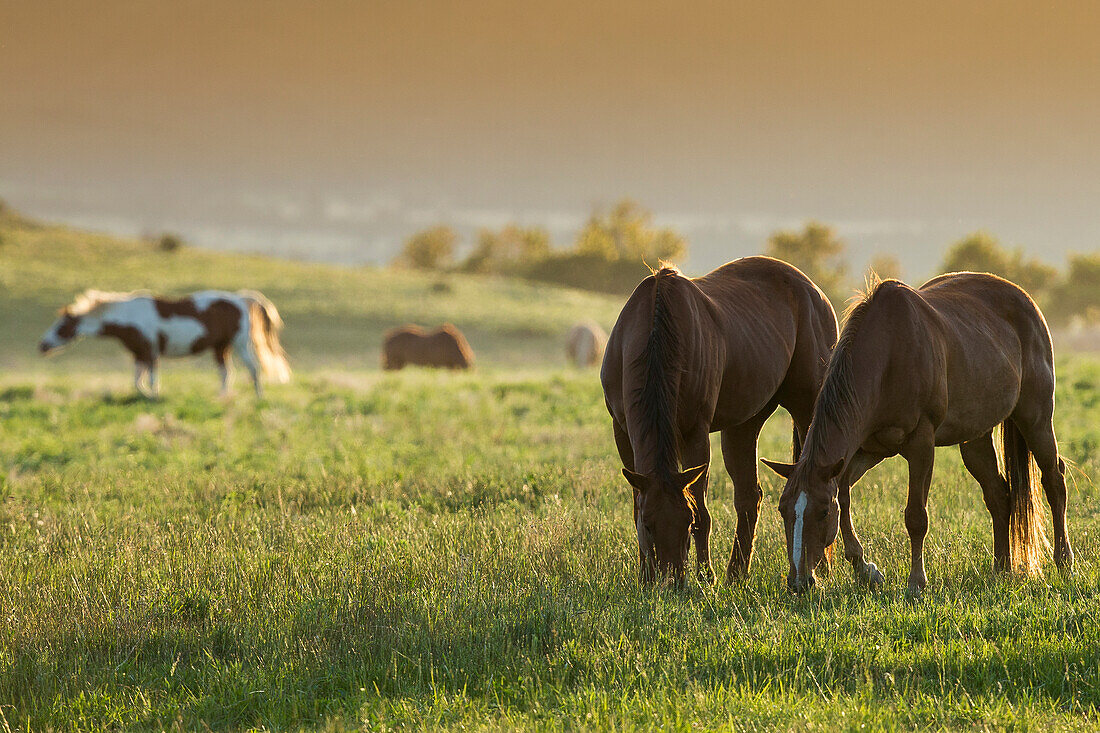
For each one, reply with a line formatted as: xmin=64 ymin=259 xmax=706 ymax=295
xmin=787 ymin=571 xmax=816 ymax=594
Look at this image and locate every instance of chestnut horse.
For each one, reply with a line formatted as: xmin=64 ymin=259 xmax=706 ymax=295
xmin=763 ymin=273 xmax=1073 ymax=596
xmin=601 ymin=258 xmax=838 ymax=585
xmin=381 ymin=324 xmax=475 ymax=370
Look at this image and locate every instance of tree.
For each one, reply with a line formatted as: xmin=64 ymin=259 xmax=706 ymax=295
xmin=939 ymin=232 xmax=1057 ymax=296
xmin=462 ymin=224 xmax=550 ymax=274
xmin=867 ymin=253 xmax=903 ymax=281
xmin=766 ymin=221 xmax=849 ymax=308
xmin=574 ymin=200 xmax=686 ymax=264
xmin=1050 ymin=252 xmax=1100 ymax=325
xmin=396 ymin=226 xmax=457 ymax=270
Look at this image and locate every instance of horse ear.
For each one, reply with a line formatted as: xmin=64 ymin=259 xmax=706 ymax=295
xmin=761 ymin=458 xmax=795 ymax=479
xmin=678 ymin=464 xmax=708 ymax=490
xmin=622 ymin=468 xmax=650 ymax=493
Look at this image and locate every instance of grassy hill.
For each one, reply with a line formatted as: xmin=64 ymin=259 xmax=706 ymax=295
xmin=0 ymin=214 xmax=622 ymax=375
xmin=2 ymin=213 xmax=1100 ymax=730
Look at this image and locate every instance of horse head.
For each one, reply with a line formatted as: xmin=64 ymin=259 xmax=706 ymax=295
xmin=621 ymin=464 xmax=707 ymax=586
xmin=764 ymin=458 xmax=842 ymax=593
xmin=39 ymin=310 xmax=84 ymax=354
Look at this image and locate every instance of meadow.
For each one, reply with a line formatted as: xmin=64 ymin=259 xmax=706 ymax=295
xmin=2 ymin=216 xmax=1100 ymax=731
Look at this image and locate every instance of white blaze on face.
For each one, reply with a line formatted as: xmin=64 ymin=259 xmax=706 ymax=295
xmin=792 ymin=492 xmax=808 ymax=578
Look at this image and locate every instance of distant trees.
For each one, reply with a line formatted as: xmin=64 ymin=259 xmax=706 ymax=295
xmin=1050 ymin=253 xmax=1100 ymax=325
xmin=461 ymin=225 xmax=550 ymax=274
xmin=939 ymin=231 xmax=1057 ymax=295
xmin=765 ymin=222 xmax=849 ymax=309
xmin=574 ymin=200 xmax=686 ymax=264
xmin=396 ymin=226 xmax=458 ymax=271
xmin=391 ymin=211 xmax=1100 ymax=327
xmin=394 ymin=200 xmax=685 ymax=294
xmin=867 ymin=253 xmax=903 ymax=281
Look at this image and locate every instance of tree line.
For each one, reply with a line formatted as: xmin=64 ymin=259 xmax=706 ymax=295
xmin=395 ymin=200 xmax=1100 ymax=327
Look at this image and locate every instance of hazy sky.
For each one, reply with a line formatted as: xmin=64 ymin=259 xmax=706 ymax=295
xmin=2 ymin=0 xmax=1099 ymax=273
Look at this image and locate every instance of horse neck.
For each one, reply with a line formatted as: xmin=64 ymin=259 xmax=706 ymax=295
xmin=801 ymin=333 xmax=884 ymax=475
xmin=77 ymin=309 xmax=110 ymax=337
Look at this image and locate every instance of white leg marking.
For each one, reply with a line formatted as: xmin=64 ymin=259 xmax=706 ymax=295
xmin=792 ymin=492 xmax=808 ymax=579
xmin=133 ymin=363 xmax=146 ymax=394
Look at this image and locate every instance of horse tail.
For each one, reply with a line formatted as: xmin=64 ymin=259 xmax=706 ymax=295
xmin=1002 ymin=419 xmax=1049 ymax=575
xmin=792 ymin=424 xmax=803 ymax=462
xmin=239 ymin=290 xmax=291 ymax=383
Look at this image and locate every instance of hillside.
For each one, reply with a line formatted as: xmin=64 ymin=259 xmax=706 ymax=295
xmin=0 ymin=215 xmax=623 ymax=374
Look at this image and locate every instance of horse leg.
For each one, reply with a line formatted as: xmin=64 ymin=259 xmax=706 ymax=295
xmin=133 ymin=361 xmax=149 ymax=396
xmin=233 ymin=333 xmax=262 ymax=398
xmin=1017 ymin=419 xmax=1074 ymax=570
xmin=613 ymin=419 xmax=651 ymax=583
xmin=147 ymin=360 xmax=159 ymax=398
xmin=839 ymin=450 xmax=886 ymax=586
xmin=722 ymin=413 xmax=770 ymax=582
xmin=214 ymin=345 xmax=231 ymax=397
xmin=900 ymin=423 xmax=935 ymax=596
xmin=959 ymin=431 xmax=1011 ymax=571
xmin=681 ymin=430 xmax=714 ymax=585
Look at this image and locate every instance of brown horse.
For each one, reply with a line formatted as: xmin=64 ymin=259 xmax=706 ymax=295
xmin=763 ymin=273 xmax=1074 ymax=596
xmin=382 ymin=324 xmax=475 ymax=370
xmin=601 ymin=257 xmax=838 ymax=585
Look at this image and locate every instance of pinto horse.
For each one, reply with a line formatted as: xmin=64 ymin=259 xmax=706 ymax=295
xmin=40 ymin=289 xmax=291 ymax=397
xmin=601 ymin=258 xmax=838 ymax=585
xmin=763 ymin=273 xmax=1073 ymax=596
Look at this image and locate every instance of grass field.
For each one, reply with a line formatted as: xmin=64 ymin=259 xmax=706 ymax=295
xmin=3 ymin=215 xmax=1100 ymax=731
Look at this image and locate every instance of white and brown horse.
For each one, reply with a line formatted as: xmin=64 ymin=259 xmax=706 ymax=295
xmin=40 ymin=290 xmax=291 ymax=397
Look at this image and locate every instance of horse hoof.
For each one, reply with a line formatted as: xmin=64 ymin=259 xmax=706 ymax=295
xmin=866 ymin=563 xmax=885 ymax=588
xmin=854 ymin=561 xmax=884 ymax=588
xmin=905 ymin=581 xmax=926 ymax=602
xmin=1056 ymin=549 xmax=1075 ymax=573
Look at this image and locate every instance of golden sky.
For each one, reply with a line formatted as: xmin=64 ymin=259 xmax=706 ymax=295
xmin=2 ymin=0 xmax=1099 ymax=268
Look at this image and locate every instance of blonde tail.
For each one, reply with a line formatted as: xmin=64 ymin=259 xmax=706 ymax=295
xmin=240 ymin=290 xmax=291 ymax=383
xmin=1002 ymin=420 xmax=1049 ymax=575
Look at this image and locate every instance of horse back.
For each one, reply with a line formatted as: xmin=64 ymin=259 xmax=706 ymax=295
xmin=602 ymin=257 xmax=836 ymax=434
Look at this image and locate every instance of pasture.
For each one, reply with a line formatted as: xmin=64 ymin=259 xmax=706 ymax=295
xmin=3 ymin=220 xmax=1100 ymax=730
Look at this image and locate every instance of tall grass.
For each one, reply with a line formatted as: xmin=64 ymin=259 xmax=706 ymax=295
xmin=1 ymin=218 xmax=1099 ymax=730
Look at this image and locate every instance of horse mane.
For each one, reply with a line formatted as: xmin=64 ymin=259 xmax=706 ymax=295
xmin=633 ymin=264 xmax=687 ymax=487
xmin=811 ymin=273 xmax=889 ymax=447
xmin=62 ymin=289 xmax=147 ymax=316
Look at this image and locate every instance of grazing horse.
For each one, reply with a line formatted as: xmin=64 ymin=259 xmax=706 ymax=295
xmin=382 ymin=324 xmax=475 ymax=370
xmin=601 ymin=258 xmax=838 ymax=585
xmin=39 ymin=289 xmax=291 ymax=397
xmin=763 ymin=273 xmax=1073 ymax=596
xmin=566 ymin=320 xmax=607 ymax=367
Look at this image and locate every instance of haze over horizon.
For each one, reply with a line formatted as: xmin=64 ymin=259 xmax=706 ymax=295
xmin=2 ymin=0 xmax=1098 ymax=277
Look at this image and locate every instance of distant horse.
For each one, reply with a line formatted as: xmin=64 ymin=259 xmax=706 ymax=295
xmin=382 ymin=324 xmax=474 ymax=370
xmin=601 ymin=258 xmax=838 ymax=585
xmin=40 ymin=289 xmax=290 ymax=397
xmin=763 ymin=274 xmax=1073 ymax=596
xmin=566 ymin=321 xmax=607 ymax=367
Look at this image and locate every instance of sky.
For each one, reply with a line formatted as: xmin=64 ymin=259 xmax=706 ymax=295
xmin=2 ymin=0 xmax=1099 ymax=275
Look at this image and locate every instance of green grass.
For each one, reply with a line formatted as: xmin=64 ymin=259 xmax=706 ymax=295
xmin=2 ymin=216 xmax=1100 ymax=731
